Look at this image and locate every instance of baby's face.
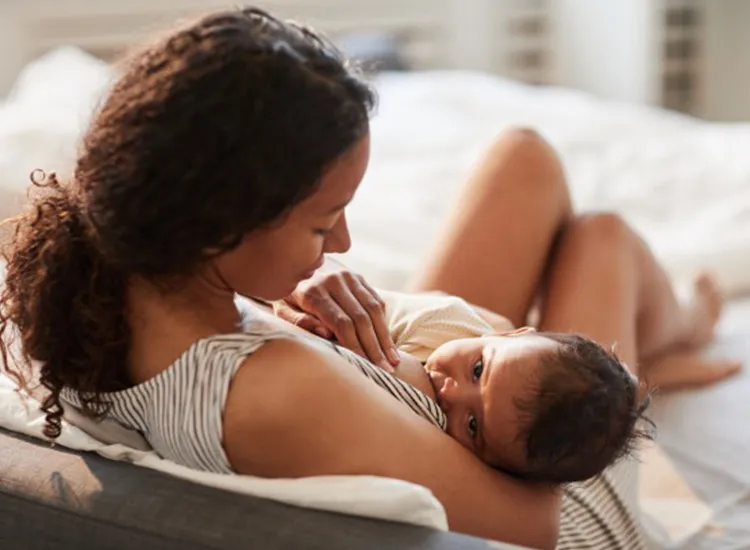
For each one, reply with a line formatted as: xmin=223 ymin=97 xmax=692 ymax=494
xmin=424 ymin=332 xmax=559 ymax=472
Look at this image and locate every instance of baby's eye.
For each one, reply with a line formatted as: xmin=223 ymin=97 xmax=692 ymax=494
xmin=472 ymin=358 xmax=484 ymax=382
xmin=468 ymin=414 xmax=478 ymax=439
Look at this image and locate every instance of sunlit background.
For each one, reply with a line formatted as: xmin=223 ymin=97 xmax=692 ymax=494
xmin=1 ymin=0 xmax=747 ymax=119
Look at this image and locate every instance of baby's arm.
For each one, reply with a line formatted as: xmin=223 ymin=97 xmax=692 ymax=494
xmin=417 ymin=290 xmax=515 ymax=333
xmin=469 ymin=303 xmax=515 ymax=333
xmin=379 ymin=289 xmax=511 ymax=361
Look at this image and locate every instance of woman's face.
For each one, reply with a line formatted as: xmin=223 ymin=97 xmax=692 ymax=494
xmin=213 ymin=135 xmax=370 ymax=300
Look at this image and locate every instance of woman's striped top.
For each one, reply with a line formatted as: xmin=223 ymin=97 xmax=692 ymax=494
xmin=61 ymin=328 xmax=447 ymax=474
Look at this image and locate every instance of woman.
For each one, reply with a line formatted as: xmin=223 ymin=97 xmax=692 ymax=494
xmin=0 ymin=8 xmax=737 ymax=550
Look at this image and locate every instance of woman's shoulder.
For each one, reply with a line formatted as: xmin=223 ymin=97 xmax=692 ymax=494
xmin=137 ymin=330 xmax=292 ymax=389
xmin=221 ymin=336 xmax=361 ymax=474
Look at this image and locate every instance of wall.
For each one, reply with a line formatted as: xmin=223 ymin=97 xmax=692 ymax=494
xmin=702 ymin=0 xmax=750 ymax=121
xmin=0 ymin=1 xmax=27 ymax=97
xmin=551 ymin=0 xmax=661 ymax=105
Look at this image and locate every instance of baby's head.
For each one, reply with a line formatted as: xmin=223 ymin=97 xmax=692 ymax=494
xmin=425 ymin=329 xmax=652 ymax=483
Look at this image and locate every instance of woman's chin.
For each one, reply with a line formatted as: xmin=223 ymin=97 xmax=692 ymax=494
xmin=248 ymin=281 xmax=299 ymax=302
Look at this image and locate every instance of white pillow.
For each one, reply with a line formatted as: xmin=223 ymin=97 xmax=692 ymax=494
xmin=0 ymin=47 xmax=111 ymax=220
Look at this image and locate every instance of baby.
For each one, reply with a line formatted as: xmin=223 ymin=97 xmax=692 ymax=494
xmin=380 ymin=290 xmax=650 ymax=484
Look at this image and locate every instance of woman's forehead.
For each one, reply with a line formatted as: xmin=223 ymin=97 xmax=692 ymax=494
xmin=298 ymin=135 xmax=370 ymax=215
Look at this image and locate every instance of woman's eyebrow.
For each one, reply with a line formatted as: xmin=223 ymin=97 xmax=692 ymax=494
xmin=324 ymin=198 xmax=352 ymax=215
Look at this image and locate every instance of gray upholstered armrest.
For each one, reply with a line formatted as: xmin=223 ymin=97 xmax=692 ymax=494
xmin=0 ymin=428 xmax=527 ymax=550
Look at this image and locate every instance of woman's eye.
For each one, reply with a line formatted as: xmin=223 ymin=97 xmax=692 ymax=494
xmin=314 ymin=228 xmax=331 ymax=236
xmin=472 ymin=358 xmax=484 ymax=382
xmin=468 ymin=415 xmax=478 ymax=438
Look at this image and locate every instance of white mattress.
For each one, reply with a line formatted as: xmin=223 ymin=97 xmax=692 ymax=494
xmin=1 ymin=48 xmax=750 ymax=548
xmin=649 ymin=298 xmax=750 ymax=550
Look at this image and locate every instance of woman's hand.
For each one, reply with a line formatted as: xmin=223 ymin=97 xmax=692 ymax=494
xmin=273 ymin=267 xmax=400 ymax=372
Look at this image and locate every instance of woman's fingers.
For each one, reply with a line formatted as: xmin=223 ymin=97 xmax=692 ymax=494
xmin=273 ymin=300 xmax=333 ymax=339
xmin=287 ymin=269 xmax=398 ymax=371
xmin=320 ymin=276 xmax=394 ymax=371
xmin=351 ymin=275 xmax=400 ymax=366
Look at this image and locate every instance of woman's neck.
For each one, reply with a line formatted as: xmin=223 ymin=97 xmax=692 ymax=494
xmin=126 ymin=274 xmax=242 ymax=384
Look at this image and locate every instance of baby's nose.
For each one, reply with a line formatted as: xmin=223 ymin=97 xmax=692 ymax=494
xmin=438 ymin=377 xmax=459 ymax=404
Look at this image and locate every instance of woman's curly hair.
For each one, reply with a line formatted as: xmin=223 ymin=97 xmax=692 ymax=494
xmin=0 ymin=7 xmax=375 ymax=439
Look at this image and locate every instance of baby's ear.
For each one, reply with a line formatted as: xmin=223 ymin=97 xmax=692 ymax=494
xmin=501 ymin=326 xmax=537 ymax=337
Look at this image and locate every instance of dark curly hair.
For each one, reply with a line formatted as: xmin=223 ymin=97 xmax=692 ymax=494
xmin=0 ymin=7 xmax=375 ymax=439
xmin=510 ymin=332 xmax=654 ymax=484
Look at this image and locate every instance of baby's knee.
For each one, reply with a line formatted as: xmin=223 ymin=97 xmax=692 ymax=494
xmin=498 ymin=126 xmax=545 ymax=144
xmin=567 ymin=212 xmax=635 ymax=249
xmin=489 ymin=127 xmax=554 ymax=163
xmin=481 ymin=127 xmax=567 ymax=199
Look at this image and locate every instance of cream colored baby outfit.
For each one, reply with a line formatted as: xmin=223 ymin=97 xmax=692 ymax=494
xmin=379 ymin=289 xmax=514 ymax=361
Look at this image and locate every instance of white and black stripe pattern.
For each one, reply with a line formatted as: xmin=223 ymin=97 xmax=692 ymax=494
xmin=244 ymin=327 xmax=447 ymax=430
xmin=61 ymin=330 xmax=447 ymax=472
xmin=324 ymin=340 xmax=447 ymax=431
xmin=556 ymin=454 xmax=647 ymax=549
xmin=62 ymin=334 xmax=271 ymax=473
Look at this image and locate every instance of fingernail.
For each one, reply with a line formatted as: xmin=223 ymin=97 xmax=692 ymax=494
xmin=387 ymin=347 xmax=400 ymax=365
xmin=379 ymin=360 xmax=395 ymax=373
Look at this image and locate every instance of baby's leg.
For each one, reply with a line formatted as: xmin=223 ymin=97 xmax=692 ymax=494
xmin=641 ymin=350 xmax=740 ymax=390
xmin=410 ymin=128 xmax=572 ymax=327
xmin=538 ymin=213 xmax=739 ymax=389
xmin=606 ymin=220 xmax=741 ymax=388
xmin=632 ymin=239 xmax=723 ymax=361
xmin=538 ymin=213 xmax=640 ymax=368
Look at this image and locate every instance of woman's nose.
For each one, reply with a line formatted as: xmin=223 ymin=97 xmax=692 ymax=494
xmin=323 ymin=213 xmax=351 ymax=254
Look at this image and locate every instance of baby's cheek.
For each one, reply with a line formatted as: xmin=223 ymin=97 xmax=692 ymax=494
xmin=443 ymin=413 xmax=471 ymax=452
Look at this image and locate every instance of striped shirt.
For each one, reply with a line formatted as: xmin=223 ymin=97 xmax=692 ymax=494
xmin=61 ymin=327 xmax=446 ymax=474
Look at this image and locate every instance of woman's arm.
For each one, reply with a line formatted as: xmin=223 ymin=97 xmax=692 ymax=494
xmin=222 ymin=339 xmax=560 ymax=550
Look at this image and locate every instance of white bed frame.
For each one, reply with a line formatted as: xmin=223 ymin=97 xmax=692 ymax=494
xmin=0 ymin=0 xmax=550 ymax=97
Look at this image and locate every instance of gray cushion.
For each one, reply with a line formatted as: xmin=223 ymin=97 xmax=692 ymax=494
xmin=0 ymin=427 xmax=518 ymax=550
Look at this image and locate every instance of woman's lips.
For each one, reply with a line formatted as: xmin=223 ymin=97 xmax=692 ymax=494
xmin=302 ymin=258 xmax=325 ymax=279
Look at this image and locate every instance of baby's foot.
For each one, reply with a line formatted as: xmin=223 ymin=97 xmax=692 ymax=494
xmin=679 ymin=273 xmax=723 ymax=349
xmin=643 ymin=350 xmax=741 ymax=391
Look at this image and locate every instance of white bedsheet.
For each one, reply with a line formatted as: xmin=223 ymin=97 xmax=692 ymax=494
xmin=647 ymin=298 xmax=750 ymax=550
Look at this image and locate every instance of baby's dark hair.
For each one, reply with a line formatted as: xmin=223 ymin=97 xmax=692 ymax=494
xmin=512 ymin=332 xmax=653 ymax=484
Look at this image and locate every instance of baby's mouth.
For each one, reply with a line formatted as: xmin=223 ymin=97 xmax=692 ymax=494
xmin=427 ymin=370 xmax=447 ymax=406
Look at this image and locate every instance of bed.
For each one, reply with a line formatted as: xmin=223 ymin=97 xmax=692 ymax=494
xmin=1 ymin=44 xmax=750 ymax=550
